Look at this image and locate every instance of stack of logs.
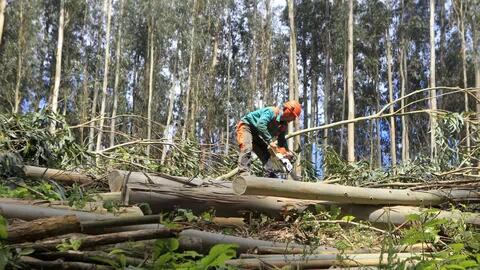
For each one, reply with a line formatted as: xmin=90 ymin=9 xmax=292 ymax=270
xmin=1 ymin=165 xmax=478 ymax=269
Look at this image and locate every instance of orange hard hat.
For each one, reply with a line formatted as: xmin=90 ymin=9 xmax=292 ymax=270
xmin=283 ymin=100 xmax=302 ymax=118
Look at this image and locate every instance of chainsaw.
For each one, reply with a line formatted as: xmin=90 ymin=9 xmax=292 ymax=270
xmin=265 ymin=145 xmax=300 ymax=181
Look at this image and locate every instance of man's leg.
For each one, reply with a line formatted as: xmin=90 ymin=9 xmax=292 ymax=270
xmin=236 ymin=122 xmax=253 ymax=176
xmin=252 ymin=137 xmax=279 ymax=178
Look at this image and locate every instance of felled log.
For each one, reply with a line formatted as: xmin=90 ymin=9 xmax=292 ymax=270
xmin=226 ymin=252 xmax=420 ymax=268
xmin=23 ymin=165 xmax=94 ymax=185
xmin=123 ymin=182 xmax=323 ymax=217
xmin=255 ymin=243 xmax=432 ymax=255
xmin=7 ymin=215 xmax=81 ymax=243
xmin=233 ymin=176 xmax=480 ymax=206
xmin=107 ymin=169 xmax=211 ymax=192
xmin=0 ymin=201 xmax=303 ymax=253
xmin=341 ymin=205 xmax=480 ymax=226
xmin=13 ymin=228 xmax=180 ymax=251
xmin=19 ymin=256 xmax=113 ymax=270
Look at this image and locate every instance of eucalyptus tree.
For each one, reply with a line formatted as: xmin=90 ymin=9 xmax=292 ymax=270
xmin=429 ymin=0 xmax=437 ymax=159
xmin=347 ymin=0 xmax=355 ymax=163
xmin=49 ymin=0 xmax=65 ymax=133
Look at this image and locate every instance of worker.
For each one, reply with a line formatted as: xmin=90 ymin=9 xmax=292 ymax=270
xmin=235 ymin=100 xmax=302 ymax=177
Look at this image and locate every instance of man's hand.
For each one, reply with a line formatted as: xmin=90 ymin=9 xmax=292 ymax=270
xmin=269 ymin=142 xmax=277 ymax=150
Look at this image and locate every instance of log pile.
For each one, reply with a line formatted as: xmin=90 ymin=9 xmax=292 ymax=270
xmin=2 ymin=165 xmax=479 ymax=269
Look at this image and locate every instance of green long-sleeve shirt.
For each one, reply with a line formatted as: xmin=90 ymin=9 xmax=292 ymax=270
xmin=240 ymin=107 xmax=288 ymax=148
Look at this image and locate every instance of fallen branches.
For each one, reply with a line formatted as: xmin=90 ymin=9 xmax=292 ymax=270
xmin=7 ymin=215 xmax=80 ymax=243
xmin=23 ymin=165 xmax=94 ymax=185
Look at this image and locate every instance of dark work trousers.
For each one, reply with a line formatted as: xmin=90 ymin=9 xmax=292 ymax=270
xmin=235 ymin=122 xmax=272 ymax=176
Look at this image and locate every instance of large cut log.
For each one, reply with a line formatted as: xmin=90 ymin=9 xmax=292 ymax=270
xmin=23 ymin=165 xmax=94 ymax=185
xmin=233 ymin=176 xmax=480 ymax=206
xmin=107 ymin=169 xmax=214 ymax=191
xmin=7 ymin=215 xmax=81 ymax=243
xmin=341 ymin=205 xmax=480 ymax=226
xmin=123 ymin=183 xmax=324 ymax=217
xmin=13 ymin=228 xmax=180 ymax=251
xmin=256 ymin=243 xmax=432 ymax=254
xmin=0 ymin=201 xmax=304 ymax=253
xmin=225 ymin=252 xmax=420 ymax=268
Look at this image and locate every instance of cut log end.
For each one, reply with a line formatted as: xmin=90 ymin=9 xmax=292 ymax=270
xmin=232 ymin=177 xmax=248 ymax=195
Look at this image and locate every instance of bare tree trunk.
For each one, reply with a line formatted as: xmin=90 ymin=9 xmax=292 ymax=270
xmin=13 ymin=0 xmax=24 ymax=113
xmin=146 ymin=17 xmax=154 ymax=157
xmin=161 ymin=40 xmax=179 ymax=164
xmin=225 ymin=14 xmax=233 ymax=155
xmin=287 ymin=0 xmax=300 ymax=151
xmin=95 ymin=0 xmax=113 ymax=154
xmin=0 ymin=0 xmax=6 ymax=45
xmin=249 ymin=2 xmax=257 ymax=111
xmin=454 ymin=0 xmax=470 ymax=155
xmin=347 ymin=0 xmax=355 ymax=163
xmin=110 ymin=0 xmax=124 ymax=148
xmin=80 ymin=63 xmax=88 ymax=144
xmin=323 ymin=3 xmax=331 ymax=155
xmin=261 ymin=0 xmax=272 ymax=106
xmin=182 ymin=0 xmax=197 ymax=140
xmin=386 ymin=29 xmax=396 ymax=166
xmin=429 ymin=0 xmax=437 ymax=159
xmin=400 ymin=0 xmax=410 ymax=162
xmin=49 ymin=0 xmax=65 ymax=133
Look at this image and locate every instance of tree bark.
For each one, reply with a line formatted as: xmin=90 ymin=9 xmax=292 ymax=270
xmin=182 ymin=0 xmax=197 ymax=140
xmin=0 ymin=0 xmax=5 ymax=45
xmin=287 ymin=0 xmax=300 ymax=151
xmin=109 ymin=0 xmax=124 ymax=148
xmin=429 ymin=0 xmax=437 ymax=159
xmin=225 ymin=13 xmax=233 ymax=155
xmin=122 ymin=182 xmax=323 ymax=217
xmin=146 ymin=16 xmax=154 ymax=157
xmin=7 ymin=215 xmax=81 ymax=243
xmin=226 ymin=253 xmax=421 ymax=268
xmin=248 ymin=1 xmax=257 ymax=111
xmin=49 ymin=0 xmax=65 ymax=133
xmin=14 ymin=228 xmax=179 ymax=251
xmin=232 ymin=176 xmax=470 ymax=206
xmin=386 ymin=29 xmax=396 ymax=166
xmin=261 ymin=0 xmax=272 ymax=106
xmin=13 ymin=0 xmax=24 ymax=113
xmin=96 ymin=0 xmax=113 ymax=153
xmin=347 ymin=0 xmax=355 ymax=163
xmin=454 ymin=0 xmax=470 ymax=154
xmin=23 ymin=165 xmax=94 ymax=185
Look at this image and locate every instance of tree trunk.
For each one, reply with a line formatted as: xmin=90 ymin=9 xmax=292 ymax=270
xmin=429 ymin=0 xmax=437 ymax=159
xmin=454 ymin=0 xmax=470 ymax=155
xmin=146 ymin=17 xmax=154 ymax=157
xmin=226 ymin=253 xmax=421 ymax=269
xmin=347 ymin=0 xmax=355 ymax=163
xmin=287 ymin=0 xmax=300 ymax=151
xmin=161 ymin=46 xmax=178 ymax=164
xmin=109 ymin=0 xmax=124 ymax=148
xmin=225 ymin=14 xmax=233 ymax=155
xmin=261 ymin=0 xmax=272 ymax=106
xmin=80 ymin=63 xmax=88 ymax=144
xmin=96 ymin=0 xmax=113 ymax=153
xmin=23 ymin=165 xmax=94 ymax=185
xmin=13 ymin=0 xmax=24 ymax=113
xmin=14 ymin=228 xmax=179 ymax=251
xmin=182 ymin=0 xmax=197 ymax=140
xmin=0 ymin=0 xmax=5 ymax=45
xmin=232 ymin=176 xmax=475 ymax=206
xmin=123 ymin=183 xmax=323 ymax=218
xmin=19 ymin=256 xmax=113 ymax=270
xmin=248 ymin=2 xmax=257 ymax=111
xmin=49 ymin=0 xmax=65 ymax=133
xmin=386 ymin=29 xmax=396 ymax=166
xmin=7 ymin=215 xmax=81 ymax=243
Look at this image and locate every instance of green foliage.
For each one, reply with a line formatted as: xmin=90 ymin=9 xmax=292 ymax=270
xmin=0 ymin=181 xmax=63 ymax=201
xmin=56 ymin=238 xmax=82 ymax=252
xmin=0 ymin=112 xmax=90 ymax=169
xmin=152 ymin=238 xmax=237 ymax=270
xmin=66 ymin=184 xmax=94 ymax=209
xmin=434 ymin=112 xmax=465 ymax=170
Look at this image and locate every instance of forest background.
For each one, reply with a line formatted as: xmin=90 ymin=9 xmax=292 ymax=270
xmin=1 ymin=0 xmax=480 ymax=180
